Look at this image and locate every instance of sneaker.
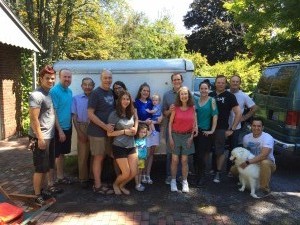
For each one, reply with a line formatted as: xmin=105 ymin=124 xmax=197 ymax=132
xmin=165 ymin=176 xmax=172 ymax=185
xmin=170 ymin=180 xmax=178 ymax=192
xmin=141 ymin=175 xmax=147 ymax=184
xmin=135 ymin=184 xmax=145 ymax=192
xmin=213 ymin=172 xmax=220 ymax=183
xmin=256 ymin=189 xmax=271 ymax=198
xmin=182 ymin=181 xmax=189 ymax=193
xmin=35 ymin=195 xmax=45 ymax=206
xmin=146 ymin=176 xmax=153 ymax=184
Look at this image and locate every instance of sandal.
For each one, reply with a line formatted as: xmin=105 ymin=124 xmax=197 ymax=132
xmin=48 ymin=185 xmax=64 ymax=194
xmin=93 ymin=185 xmax=114 ymax=195
xmin=41 ymin=189 xmax=53 ymax=200
xmin=56 ymin=177 xmax=73 ymax=185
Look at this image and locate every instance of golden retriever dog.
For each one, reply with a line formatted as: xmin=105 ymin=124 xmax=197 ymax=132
xmin=230 ymin=147 xmax=260 ymax=198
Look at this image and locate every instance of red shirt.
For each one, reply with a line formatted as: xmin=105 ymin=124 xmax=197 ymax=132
xmin=172 ymin=106 xmax=195 ymax=133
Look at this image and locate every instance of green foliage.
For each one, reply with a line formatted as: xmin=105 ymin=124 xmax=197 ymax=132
xmin=182 ymin=52 xmax=209 ymax=75
xmin=184 ymin=0 xmax=247 ymax=65
xmin=224 ymin=0 xmax=300 ymax=62
xmin=205 ymin=56 xmax=261 ymax=93
xmin=125 ymin=17 xmax=186 ymax=59
xmin=66 ymin=5 xmax=187 ymax=60
xmin=20 ymin=52 xmax=34 ymax=135
xmin=65 ymin=18 xmax=120 ymax=60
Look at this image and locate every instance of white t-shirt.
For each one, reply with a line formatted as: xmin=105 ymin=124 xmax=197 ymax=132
xmin=243 ymin=132 xmax=275 ymax=163
xmin=229 ymin=90 xmax=255 ymax=129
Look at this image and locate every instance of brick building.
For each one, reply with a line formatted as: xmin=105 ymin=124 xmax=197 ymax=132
xmin=0 ymin=0 xmax=43 ymax=140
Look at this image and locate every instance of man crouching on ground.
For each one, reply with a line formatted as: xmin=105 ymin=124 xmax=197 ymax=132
xmin=231 ymin=117 xmax=276 ymax=198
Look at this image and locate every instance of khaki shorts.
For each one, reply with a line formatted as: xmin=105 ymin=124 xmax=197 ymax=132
xmin=89 ymin=136 xmax=112 ymax=156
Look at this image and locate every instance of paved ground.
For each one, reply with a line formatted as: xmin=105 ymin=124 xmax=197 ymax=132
xmin=1 ymin=137 xmax=300 ymax=225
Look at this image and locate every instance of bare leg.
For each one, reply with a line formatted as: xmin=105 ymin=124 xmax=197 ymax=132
xmin=114 ymin=158 xmax=130 ymax=195
xmin=216 ymin=153 xmax=225 ymax=172
xmin=146 ymin=146 xmax=156 ymax=178
xmin=171 ymin=154 xmax=179 ymax=179
xmin=47 ymin=169 xmax=55 ymax=187
xmin=56 ymin=154 xmax=65 ymax=179
xmin=119 ymin=153 xmax=138 ymax=194
xmin=181 ymin=155 xmax=189 ymax=180
xmin=135 ymin=168 xmax=143 ymax=186
xmin=93 ymin=155 xmax=104 ymax=188
xmin=33 ymin=173 xmax=44 ymax=195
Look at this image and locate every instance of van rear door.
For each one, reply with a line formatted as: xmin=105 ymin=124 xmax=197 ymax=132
xmin=254 ymin=64 xmax=300 ymax=143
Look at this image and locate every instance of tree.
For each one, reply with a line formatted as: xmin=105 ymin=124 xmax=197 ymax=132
xmin=224 ymin=0 xmax=300 ymax=62
xmin=124 ymin=16 xmax=187 ymax=59
xmin=183 ymin=0 xmax=247 ymax=65
xmin=205 ymin=56 xmax=261 ymax=93
xmin=182 ymin=52 xmax=209 ymax=75
xmin=5 ymin=0 xmax=98 ymax=63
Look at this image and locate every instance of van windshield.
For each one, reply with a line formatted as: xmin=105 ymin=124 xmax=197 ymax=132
xmin=257 ymin=65 xmax=297 ymax=97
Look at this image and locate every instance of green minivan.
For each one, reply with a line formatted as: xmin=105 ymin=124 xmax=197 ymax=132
xmin=253 ymin=61 xmax=300 ymax=155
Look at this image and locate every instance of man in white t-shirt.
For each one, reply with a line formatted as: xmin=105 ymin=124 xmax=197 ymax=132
xmin=227 ymin=75 xmax=258 ymax=175
xmin=233 ymin=117 xmax=276 ymax=198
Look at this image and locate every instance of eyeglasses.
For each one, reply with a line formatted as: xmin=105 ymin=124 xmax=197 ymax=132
xmin=82 ymin=84 xmax=94 ymax=87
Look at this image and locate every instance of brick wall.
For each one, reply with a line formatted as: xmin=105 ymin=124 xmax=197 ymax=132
xmin=0 ymin=43 xmax=22 ymax=139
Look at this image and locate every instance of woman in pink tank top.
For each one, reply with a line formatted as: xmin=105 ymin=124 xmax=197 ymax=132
xmin=168 ymin=87 xmax=198 ymax=193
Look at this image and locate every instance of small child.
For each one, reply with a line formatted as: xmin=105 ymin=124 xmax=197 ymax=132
xmin=135 ymin=123 xmax=149 ymax=191
xmin=146 ymin=94 xmax=162 ymax=136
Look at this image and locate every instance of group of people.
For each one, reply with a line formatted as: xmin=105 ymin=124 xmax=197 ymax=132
xmin=29 ymin=65 xmax=277 ymax=206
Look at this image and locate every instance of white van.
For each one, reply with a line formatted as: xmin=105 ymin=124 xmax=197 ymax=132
xmin=53 ymin=59 xmax=194 ymax=154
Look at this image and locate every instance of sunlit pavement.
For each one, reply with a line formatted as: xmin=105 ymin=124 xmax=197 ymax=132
xmin=1 ymin=137 xmax=300 ymax=225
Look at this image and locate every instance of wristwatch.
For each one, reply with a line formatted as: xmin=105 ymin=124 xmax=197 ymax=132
xmin=245 ymin=160 xmax=250 ymax=165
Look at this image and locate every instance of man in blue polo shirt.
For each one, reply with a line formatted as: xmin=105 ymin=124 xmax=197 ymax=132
xmin=50 ymin=69 xmax=73 ymax=184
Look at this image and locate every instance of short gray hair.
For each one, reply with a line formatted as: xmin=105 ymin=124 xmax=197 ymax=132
xmin=101 ymin=69 xmax=112 ymax=77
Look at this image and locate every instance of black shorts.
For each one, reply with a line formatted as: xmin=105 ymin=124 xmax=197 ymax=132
xmin=214 ymin=129 xmax=226 ymax=155
xmin=194 ymin=131 xmax=213 ymax=154
xmin=30 ymin=136 xmax=55 ymax=173
xmin=54 ymin=128 xmax=72 ymax=157
xmin=112 ymin=145 xmax=136 ymax=159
